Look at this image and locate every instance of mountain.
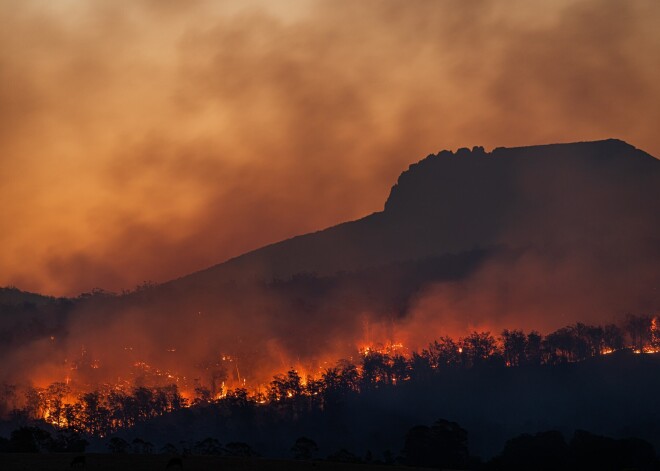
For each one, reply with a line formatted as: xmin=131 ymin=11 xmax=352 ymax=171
xmin=171 ymin=138 xmax=660 ymax=289
xmin=2 ymin=139 xmax=659 ymax=460
xmin=115 ymin=138 xmax=659 ymax=370
xmin=2 ymin=138 xmax=659 ymax=386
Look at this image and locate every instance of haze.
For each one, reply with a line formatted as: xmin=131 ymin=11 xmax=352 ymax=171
xmin=2 ymin=0 xmax=659 ymax=296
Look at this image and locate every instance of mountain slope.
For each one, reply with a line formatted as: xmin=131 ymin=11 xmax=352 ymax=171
xmin=171 ymin=138 xmax=660 ymax=289
xmin=4 ymin=139 xmax=659 ymax=387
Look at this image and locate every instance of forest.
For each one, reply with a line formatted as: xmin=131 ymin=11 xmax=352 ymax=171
xmin=2 ymin=313 xmax=660 ymax=469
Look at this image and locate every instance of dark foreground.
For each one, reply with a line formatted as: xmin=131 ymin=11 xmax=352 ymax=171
xmin=0 ymin=454 xmax=431 ymax=471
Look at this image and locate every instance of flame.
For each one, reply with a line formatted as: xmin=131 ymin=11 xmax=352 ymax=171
xmin=358 ymin=341 xmax=406 ymax=356
xmin=15 ymin=314 xmax=660 ymax=436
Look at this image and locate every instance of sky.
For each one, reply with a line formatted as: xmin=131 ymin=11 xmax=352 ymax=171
xmin=2 ymin=0 xmax=660 ymax=296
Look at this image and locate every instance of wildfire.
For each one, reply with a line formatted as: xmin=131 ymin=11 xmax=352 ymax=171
xmin=633 ymin=347 xmax=660 ymax=354
xmin=12 ymin=314 xmax=660 ymax=438
xmin=633 ymin=315 xmax=660 ymax=353
xmin=358 ymin=341 xmax=407 ymax=357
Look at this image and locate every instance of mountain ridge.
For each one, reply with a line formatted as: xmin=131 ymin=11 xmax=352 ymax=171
xmin=167 ymin=138 xmax=660 ymax=291
xmin=2 ymin=138 xmax=659 ymax=390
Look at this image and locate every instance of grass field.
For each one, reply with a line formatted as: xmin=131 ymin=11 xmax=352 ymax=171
xmin=0 ymin=453 xmax=432 ymax=471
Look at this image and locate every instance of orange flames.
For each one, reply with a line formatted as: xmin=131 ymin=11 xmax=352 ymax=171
xmin=12 ymin=314 xmax=660 ymax=435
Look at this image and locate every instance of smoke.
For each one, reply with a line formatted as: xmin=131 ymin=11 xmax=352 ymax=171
xmin=0 ymin=0 xmax=659 ymax=401
xmin=1 ymin=0 xmax=659 ymax=295
xmin=400 ymin=246 xmax=659 ymax=349
xmin=398 ymin=145 xmax=660 ymax=345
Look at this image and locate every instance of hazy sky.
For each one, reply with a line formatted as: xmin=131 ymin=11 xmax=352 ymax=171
xmin=2 ymin=0 xmax=659 ymax=296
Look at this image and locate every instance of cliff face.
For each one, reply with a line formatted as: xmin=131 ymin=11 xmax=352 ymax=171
xmin=174 ymin=139 xmax=660 ymax=288
xmin=386 ymin=139 xmax=658 ymax=215
xmin=382 ymin=138 xmax=660 ymax=253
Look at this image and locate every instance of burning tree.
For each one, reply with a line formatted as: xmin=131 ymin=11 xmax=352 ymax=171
xmin=502 ymin=329 xmax=527 ymax=367
xmin=459 ymin=332 xmax=500 ymax=367
xmin=624 ymin=314 xmax=654 ymax=352
xmin=423 ymin=336 xmax=461 ymax=369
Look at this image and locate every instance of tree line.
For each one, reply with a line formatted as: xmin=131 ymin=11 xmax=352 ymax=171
xmin=0 ymin=314 xmax=658 ymax=438
xmin=2 ymin=419 xmax=658 ymax=471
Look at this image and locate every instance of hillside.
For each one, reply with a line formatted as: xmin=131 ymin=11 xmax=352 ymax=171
xmin=2 ymin=138 xmax=659 ymax=389
xmin=171 ymin=139 xmax=660 ymax=288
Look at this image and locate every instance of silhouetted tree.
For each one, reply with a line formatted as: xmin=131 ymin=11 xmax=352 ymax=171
xmin=361 ymin=351 xmax=392 ymax=388
xmin=336 ymin=360 xmax=360 ymax=392
xmin=131 ymin=437 xmax=153 ymax=454
xmin=424 ymin=336 xmax=460 ymax=369
xmin=63 ymin=402 xmax=84 ymax=432
xmin=132 ymin=387 xmax=155 ymax=421
xmin=492 ymin=430 xmax=568 ymax=471
xmin=53 ymin=429 xmax=87 ymax=452
xmin=268 ymin=369 xmax=304 ymax=401
xmin=224 ymin=441 xmax=256 ymax=457
xmin=221 ymin=387 xmax=256 ymax=423
xmin=327 ymin=448 xmax=361 ymax=463
xmin=391 ymin=354 xmax=410 ymax=384
xmin=321 ymin=360 xmax=359 ymax=407
xmin=23 ymin=387 xmax=45 ymax=420
xmin=107 ymin=389 xmax=131 ymax=429
xmin=132 ymin=437 xmax=145 ymax=454
xmin=625 ymin=314 xmax=653 ymax=352
xmin=108 ymin=436 xmax=129 ymax=453
xmin=80 ymin=390 xmax=110 ymax=435
xmin=302 ymin=376 xmax=322 ymax=410
xmin=160 ymin=384 xmax=186 ymax=412
xmin=502 ymin=329 xmax=527 ymax=367
xmin=402 ymin=419 xmax=469 ymax=469
xmin=409 ymin=351 xmax=434 ymax=381
xmin=574 ymin=323 xmax=601 ymax=358
xmin=291 ymin=436 xmax=319 ymax=460
xmin=525 ymin=331 xmax=543 ymax=365
xmin=193 ymin=385 xmax=212 ymax=405
xmin=8 ymin=426 xmax=53 ymax=452
xmin=160 ymin=443 xmax=178 ymax=454
xmin=44 ymin=382 xmax=69 ymax=427
xmin=544 ymin=327 xmax=576 ymax=363
xmin=193 ymin=437 xmax=222 ymax=455
xmin=460 ymin=332 xmax=498 ymax=367
xmin=603 ymin=324 xmax=625 ymax=352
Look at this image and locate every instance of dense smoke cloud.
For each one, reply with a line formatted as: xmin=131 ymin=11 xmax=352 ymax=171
xmin=1 ymin=0 xmax=659 ymax=295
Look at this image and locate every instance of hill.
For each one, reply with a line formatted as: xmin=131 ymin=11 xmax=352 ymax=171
xmin=172 ymin=138 xmax=660 ymax=287
xmin=1 ymin=139 xmax=659 ymax=388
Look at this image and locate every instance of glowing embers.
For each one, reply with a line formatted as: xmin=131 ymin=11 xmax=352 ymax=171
xmin=358 ymin=341 xmax=406 ymax=357
xmin=12 ymin=313 xmax=660 ymax=438
xmin=632 ymin=316 xmax=660 ymax=354
xmin=633 ymin=347 xmax=660 ymax=354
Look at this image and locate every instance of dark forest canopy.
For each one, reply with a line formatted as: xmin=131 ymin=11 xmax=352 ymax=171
xmin=2 ymin=314 xmax=660 ymax=461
